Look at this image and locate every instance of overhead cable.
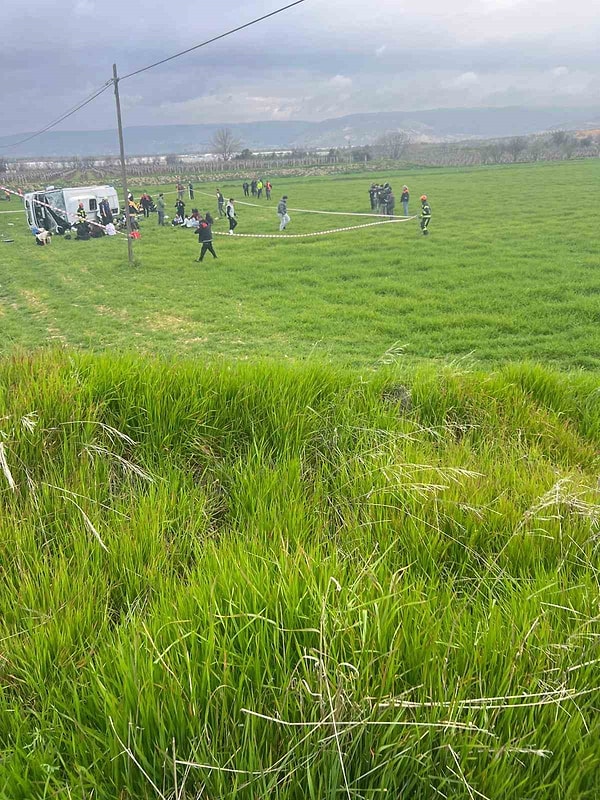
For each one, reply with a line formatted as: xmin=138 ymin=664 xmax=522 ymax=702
xmin=0 ymin=81 xmax=113 ymax=150
xmin=119 ymin=0 xmax=307 ymax=81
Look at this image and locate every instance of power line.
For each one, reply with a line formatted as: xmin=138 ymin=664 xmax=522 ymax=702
xmin=119 ymin=0 xmax=307 ymax=81
xmin=0 ymin=81 xmax=113 ymax=150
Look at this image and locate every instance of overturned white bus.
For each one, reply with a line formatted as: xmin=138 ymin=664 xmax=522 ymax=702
xmin=24 ymin=185 xmax=119 ymax=233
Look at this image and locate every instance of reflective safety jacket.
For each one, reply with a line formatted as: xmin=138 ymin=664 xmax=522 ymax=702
xmin=421 ymin=202 xmax=431 ymax=218
xmin=76 ymin=206 xmax=87 ymax=222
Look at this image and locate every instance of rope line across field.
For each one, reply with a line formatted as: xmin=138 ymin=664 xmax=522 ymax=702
xmin=212 ymin=216 xmax=417 ymax=238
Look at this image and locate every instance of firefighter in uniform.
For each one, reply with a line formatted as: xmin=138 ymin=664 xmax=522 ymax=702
xmin=420 ymin=195 xmax=431 ymax=235
xmin=76 ymin=202 xmax=87 ymax=224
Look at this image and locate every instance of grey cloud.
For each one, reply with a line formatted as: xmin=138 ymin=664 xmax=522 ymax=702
xmin=1 ymin=0 xmax=599 ymax=136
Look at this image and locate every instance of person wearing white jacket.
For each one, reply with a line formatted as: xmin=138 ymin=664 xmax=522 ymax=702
xmin=226 ymin=199 xmax=237 ymax=234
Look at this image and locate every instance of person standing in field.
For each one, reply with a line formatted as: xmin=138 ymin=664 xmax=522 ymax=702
xmin=99 ymin=197 xmax=113 ymax=225
xmin=175 ymin=197 xmax=186 ymax=220
xmin=140 ymin=192 xmax=151 ymax=218
xmin=188 ymin=182 xmax=194 ymax=200
xmin=177 ymin=181 xmax=184 ymax=201
xmin=420 ymin=195 xmax=431 ymax=235
xmin=401 ymin=186 xmax=409 ymax=216
xmin=226 ymin=198 xmax=237 ymax=234
xmin=257 ymin=179 xmax=263 ymax=199
xmin=157 ymin=193 xmax=165 ymax=225
xmin=265 ymin=180 xmax=272 ymax=200
xmin=216 ymin=189 xmax=225 ymax=217
xmin=195 ymin=215 xmax=217 ymax=261
xmin=277 ymin=195 xmax=290 ymax=231
xmin=243 ymin=181 xmax=250 ymax=197
xmin=76 ymin=202 xmax=87 ymax=224
xmin=386 ymin=191 xmax=396 ymax=217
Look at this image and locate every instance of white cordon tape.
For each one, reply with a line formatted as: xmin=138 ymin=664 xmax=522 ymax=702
xmin=190 ymin=187 xmax=408 ymax=219
xmin=213 ymin=216 xmax=417 ymax=238
xmin=0 ymin=185 xmax=128 ymax=237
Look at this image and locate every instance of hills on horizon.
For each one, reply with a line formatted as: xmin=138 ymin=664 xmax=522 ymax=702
xmin=2 ymin=105 xmax=600 ymax=159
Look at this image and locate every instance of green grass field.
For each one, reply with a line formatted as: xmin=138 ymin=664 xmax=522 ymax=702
xmin=1 ymin=159 xmax=598 ymax=367
xmin=1 ymin=161 xmax=599 ymax=799
xmin=1 ymin=353 xmax=599 ymax=799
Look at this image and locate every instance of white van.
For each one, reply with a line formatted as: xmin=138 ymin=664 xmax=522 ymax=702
xmin=24 ymin=185 xmax=119 ymax=233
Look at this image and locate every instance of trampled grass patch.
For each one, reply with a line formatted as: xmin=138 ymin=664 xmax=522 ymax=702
xmin=1 ymin=159 xmax=598 ymax=367
xmin=0 ymin=352 xmax=599 ymax=798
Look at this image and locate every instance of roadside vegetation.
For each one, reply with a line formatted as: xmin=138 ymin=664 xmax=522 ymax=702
xmin=1 ymin=352 xmax=599 ymax=798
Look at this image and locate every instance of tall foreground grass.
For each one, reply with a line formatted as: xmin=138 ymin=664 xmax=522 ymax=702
xmin=1 ymin=352 xmax=599 ymax=799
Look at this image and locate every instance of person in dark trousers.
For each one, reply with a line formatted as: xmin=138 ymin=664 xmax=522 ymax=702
xmin=226 ymin=199 xmax=237 ymax=233
xmin=420 ymin=195 xmax=431 ymax=235
xmin=99 ymin=198 xmax=113 ymax=225
xmin=265 ymin=180 xmax=272 ymax=200
xmin=243 ymin=181 xmax=250 ymax=197
xmin=401 ymin=186 xmax=409 ymax=216
xmin=188 ymin=182 xmax=194 ymax=200
xmin=176 ymin=198 xmax=185 ymax=219
xmin=250 ymin=180 xmax=257 ymax=197
xmin=140 ymin=192 xmax=151 ymax=218
xmin=369 ymin=184 xmax=376 ymax=210
xmin=76 ymin=202 xmax=87 ymax=224
xmin=216 ymin=189 xmax=225 ymax=217
xmin=196 ymin=216 xmax=217 ymax=261
xmin=386 ymin=191 xmax=396 ymax=217
xmin=157 ymin=194 xmax=165 ymax=225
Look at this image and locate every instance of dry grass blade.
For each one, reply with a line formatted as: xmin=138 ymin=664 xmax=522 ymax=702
xmin=61 ymin=493 xmax=109 ymax=552
xmin=0 ymin=442 xmax=16 ymax=491
xmin=84 ymin=443 xmax=155 ymax=483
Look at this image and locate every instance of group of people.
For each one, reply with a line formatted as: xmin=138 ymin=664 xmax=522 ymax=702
xmin=368 ymin=182 xmax=432 ymax=234
xmin=369 ymin=182 xmax=398 ymax=215
xmin=241 ymin=179 xmax=272 ymax=199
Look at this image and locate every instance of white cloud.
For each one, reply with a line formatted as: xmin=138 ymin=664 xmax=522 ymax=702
xmin=552 ymin=66 xmax=569 ymax=77
xmin=445 ymin=71 xmax=479 ymax=89
xmin=74 ymin=0 xmax=94 ymax=15
xmin=329 ymin=75 xmax=353 ymax=89
xmin=375 ymin=44 xmax=387 ymax=57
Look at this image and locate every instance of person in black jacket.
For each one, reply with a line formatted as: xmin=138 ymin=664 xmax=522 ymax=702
xmin=176 ymin=198 xmax=185 ymax=219
xmin=420 ymin=195 xmax=431 ymax=235
xmin=195 ymin=216 xmax=217 ymax=261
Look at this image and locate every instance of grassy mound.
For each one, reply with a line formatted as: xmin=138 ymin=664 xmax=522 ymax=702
xmin=1 ymin=353 xmax=599 ymax=798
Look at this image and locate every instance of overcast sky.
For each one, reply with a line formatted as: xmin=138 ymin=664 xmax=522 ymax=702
xmin=2 ymin=0 xmax=599 ymax=135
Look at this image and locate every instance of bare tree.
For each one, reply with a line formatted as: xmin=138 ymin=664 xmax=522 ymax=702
xmin=210 ymin=128 xmax=241 ymax=161
xmin=375 ymin=131 xmax=410 ymax=160
xmin=505 ymin=136 xmax=528 ymax=162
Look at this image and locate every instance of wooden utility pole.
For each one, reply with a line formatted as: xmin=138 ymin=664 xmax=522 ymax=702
xmin=112 ymin=63 xmax=134 ymax=266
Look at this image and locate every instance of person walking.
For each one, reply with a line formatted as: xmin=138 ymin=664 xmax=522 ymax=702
xmin=216 ymin=189 xmax=225 ymax=217
xmin=277 ymin=195 xmax=290 ymax=231
xmin=226 ymin=198 xmax=237 ymax=234
xmin=188 ymin=182 xmax=194 ymax=200
xmin=157 ymin=193 xmax=165 ymax=225
xmin=420 ymin=195 xmax=431 ymax=235
xmin=195 ymin=216 xmax=217 ymax=261
xmin=265 ymin=180 xmax=272 ymax=200
xmin=401 ymin=186 xmax=409 ymax=216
